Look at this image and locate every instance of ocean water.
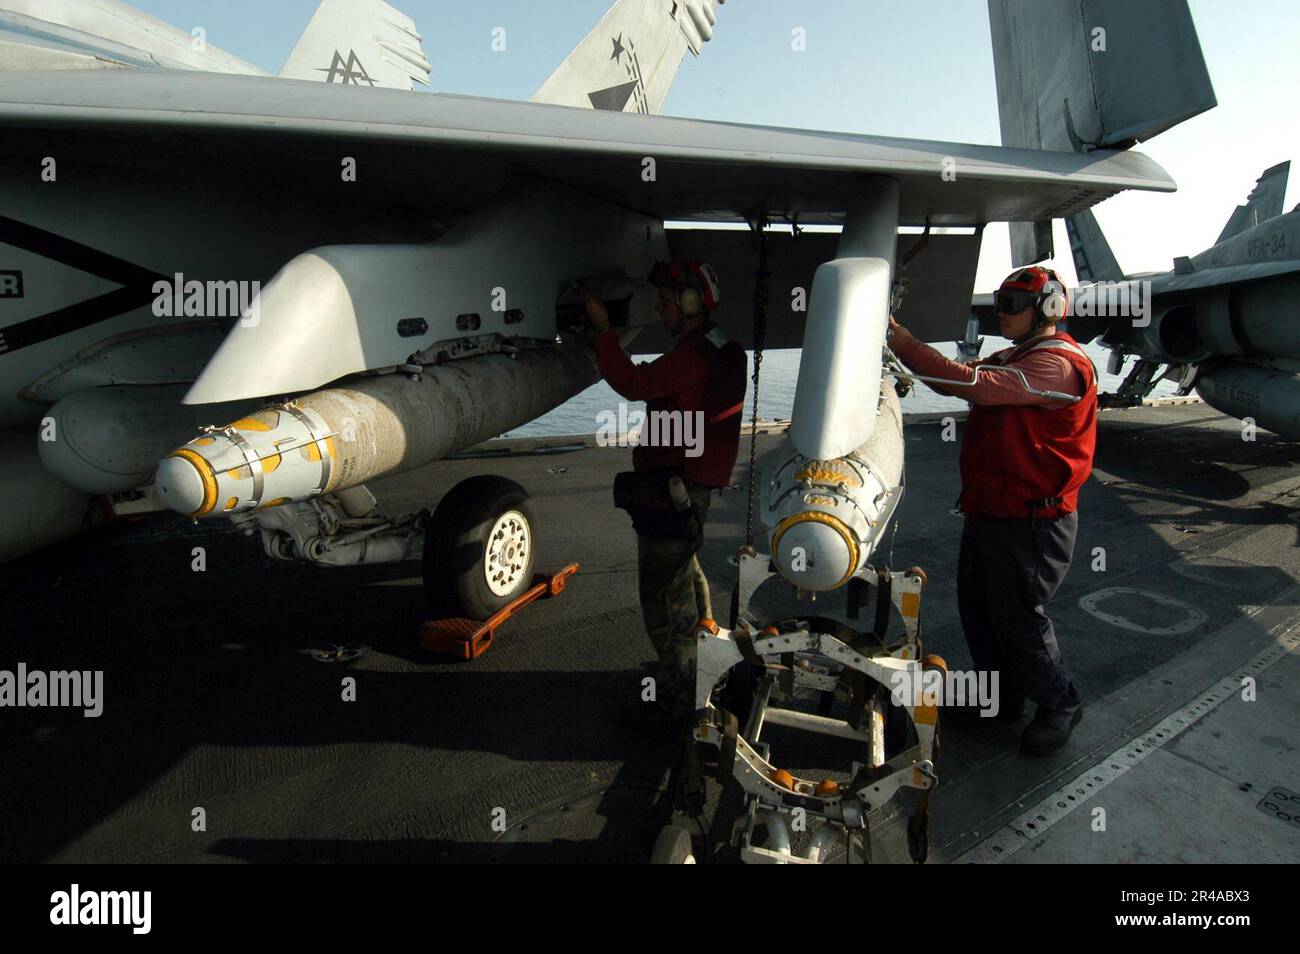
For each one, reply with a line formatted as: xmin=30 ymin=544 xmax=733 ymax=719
xmin=505 ymin=338 xmax=1180 ymax=438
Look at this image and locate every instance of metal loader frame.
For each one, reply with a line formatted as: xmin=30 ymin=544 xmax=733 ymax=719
xmin=660 ymin=548 xmax=944 ymax=863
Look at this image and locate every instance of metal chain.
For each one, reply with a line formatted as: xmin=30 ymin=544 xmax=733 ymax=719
xmin=744 ymin=222 xmax=770 ymax=546
xmin=886 ymin=487 xmax=900 ymax=570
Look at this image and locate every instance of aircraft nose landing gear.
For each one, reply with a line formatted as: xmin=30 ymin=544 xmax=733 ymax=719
xmin=423 ymin=474 xmax=539 ymax=619
xmin=420 ymin=473 xmax=580 ymax=659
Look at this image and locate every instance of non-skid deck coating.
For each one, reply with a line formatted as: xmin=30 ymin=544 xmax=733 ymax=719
xmin=1 ymin=400 xmax=1297 ymax=863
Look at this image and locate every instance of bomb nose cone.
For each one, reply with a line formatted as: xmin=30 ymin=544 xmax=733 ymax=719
xmin=156 ymin=453 xmax=214 ymax=516
xmin=774 ymin=518 xmax=857 ymax=591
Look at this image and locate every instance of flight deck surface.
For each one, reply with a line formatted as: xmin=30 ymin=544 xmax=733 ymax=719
xmin=2 ymin=399 xmax=1297 ymax=863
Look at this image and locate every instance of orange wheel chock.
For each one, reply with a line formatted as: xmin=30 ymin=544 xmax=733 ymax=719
xmin=421 ymin=562 xmax=580 ymax=660
xmin=770 ymin=769 xmax=795 ymax=791
xmin=546 ymin=563 xmax=579 ymax=597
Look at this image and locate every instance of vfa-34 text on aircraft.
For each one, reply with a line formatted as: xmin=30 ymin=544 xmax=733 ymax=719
xmin=0 ymin=0 xmax=1214 ymax=619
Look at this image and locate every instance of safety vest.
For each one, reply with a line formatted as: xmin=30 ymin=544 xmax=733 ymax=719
xmin=698 ymin=326 xmax=747 ymax=487
xmin=957 ymin=332 xmax=1098 ymax=519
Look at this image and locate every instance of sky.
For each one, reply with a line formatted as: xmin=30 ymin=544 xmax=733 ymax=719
xmin=127 ymin=0 xmax=1300 ymax=290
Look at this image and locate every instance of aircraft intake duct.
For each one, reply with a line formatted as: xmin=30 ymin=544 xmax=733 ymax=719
xmin=761 ymin=379 xmax=905 ymax=592
xmin=155 ymin=345 xmax=597 ymax=518
xmin=1195 ymin=362 xmax=1300 ymax=439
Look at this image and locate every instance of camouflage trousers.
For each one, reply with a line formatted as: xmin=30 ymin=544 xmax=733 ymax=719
xmin=636 ymin=484 xmax=713 ymax=717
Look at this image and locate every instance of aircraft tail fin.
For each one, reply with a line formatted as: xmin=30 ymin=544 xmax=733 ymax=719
xmin=531 ymin=0 xmax=726 ymax=113
xmin=988 ymin=0 xmax=1216 ymax=264
xmin=279 ymin=0 xmax=430 ymax=90
xmin=1065 ymin=210 xmax=1122 ymax=282
xmin=1216 ymin=161 xmax=1290 ymax=244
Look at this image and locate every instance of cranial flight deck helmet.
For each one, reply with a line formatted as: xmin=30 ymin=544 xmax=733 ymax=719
xmin=647 ymin=259 xmax=721 ymax=318
xmin=994 ymin=266 xmax=1069 ymax=336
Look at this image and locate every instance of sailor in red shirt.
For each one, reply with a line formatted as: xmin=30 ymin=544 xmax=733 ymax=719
xmin=581 ymin=260 xmax=746 ymax=729
xmin=889 ymin=266 xmax=1097 ymax=754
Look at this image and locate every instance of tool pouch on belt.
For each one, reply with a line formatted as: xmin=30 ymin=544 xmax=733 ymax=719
xmin=614 ymin=468 xmax=700 ymax=543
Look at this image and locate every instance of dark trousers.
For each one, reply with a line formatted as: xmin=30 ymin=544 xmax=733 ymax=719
xmin=956 ymin=512 xmax=1083 ymax=712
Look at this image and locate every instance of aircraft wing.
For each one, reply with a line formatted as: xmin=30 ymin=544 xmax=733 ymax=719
xmin=0 ymin=70 xmax=1175 ymax=229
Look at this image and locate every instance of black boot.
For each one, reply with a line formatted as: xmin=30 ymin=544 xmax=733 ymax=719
xmin=1020 ymin=703 xmax=1083 ymax=755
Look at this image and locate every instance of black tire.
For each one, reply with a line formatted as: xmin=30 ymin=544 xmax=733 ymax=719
xmin=649 ymin=824 xmax=697 ymax=864
xmin=423 ymin=475 xmax=537 ymax=619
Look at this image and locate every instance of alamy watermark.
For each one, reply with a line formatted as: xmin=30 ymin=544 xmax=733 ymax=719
xmin=596 ymin=404 xmax=704 ymax=458
xmin=1 ymin=663 xmax=102 ymax=717
xmin=50 ymin=885 xmax=150 ymax=934
xmin=152 ymin=272 xmax=260 ymax=326
xmin=889 ymin=666 xmax=1001 ymax=717
xmin=1051 ymin=280 xmax=1153 ymax=327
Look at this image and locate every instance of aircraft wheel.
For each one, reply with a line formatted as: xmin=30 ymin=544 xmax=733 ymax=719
xmin=649 ymin=823 xmax=698 ymax=864
xmin=423 ymin=475 xmax=537 ymax=619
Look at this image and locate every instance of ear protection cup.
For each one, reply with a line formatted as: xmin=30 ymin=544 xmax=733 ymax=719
xmin=1000 ymin=266 xmax=1068 ymax=335
xmin=677 ymin=287 xmax=703 ymax=316
xmin=1037 ymin=270 xmax=1068 ymax=325
xmin=648 ymin=259 xmax=720 ymax=320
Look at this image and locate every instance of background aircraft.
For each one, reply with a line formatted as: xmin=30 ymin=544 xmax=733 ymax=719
xmin=955 ymin=163 xmax=1299 ymax=439
xmin=1046 ymin=164 xmax=1298 ymax=438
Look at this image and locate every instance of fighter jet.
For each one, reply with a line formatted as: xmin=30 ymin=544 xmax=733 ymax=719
xmin=1049 ymin=165 xmax=1299 ymax=439
xmin=0 ymin=0 xmax=1215 ymax=618
xmin=0 ymin=0 xmax=727 ymax=579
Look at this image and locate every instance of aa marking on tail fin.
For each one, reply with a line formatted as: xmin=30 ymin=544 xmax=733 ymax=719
xmin=319 ymin=50 xmax=377 ymax=87
xmin=280 ymin=0 xmax=430 ymax=90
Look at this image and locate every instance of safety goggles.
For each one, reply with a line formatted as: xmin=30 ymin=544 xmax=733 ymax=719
xmin=994 ymin=289 xmax=1037 ymax=315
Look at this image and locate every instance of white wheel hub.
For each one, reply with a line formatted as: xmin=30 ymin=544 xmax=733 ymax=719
xmin=484 ymin=509 xmax=531 ymax=597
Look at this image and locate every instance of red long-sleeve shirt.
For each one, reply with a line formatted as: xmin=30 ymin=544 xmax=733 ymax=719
xmin=596 ymin=328 xmax=712 ymax=406
xmin=891 ymin=332 xmax=1085 ymax=405
xmin=595 ymin=325 xmax=741 ymax=487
